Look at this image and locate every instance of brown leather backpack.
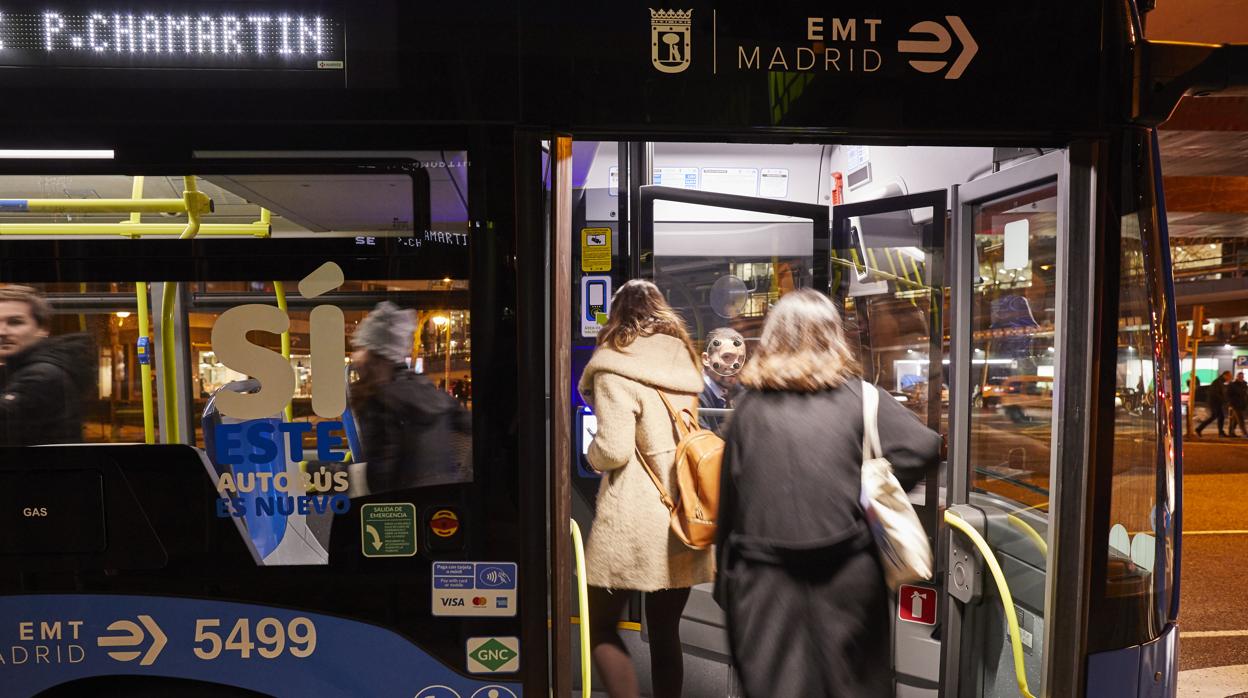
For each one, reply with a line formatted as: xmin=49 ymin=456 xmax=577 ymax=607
xmin=636 ymin=390 xmax=724 ymax=550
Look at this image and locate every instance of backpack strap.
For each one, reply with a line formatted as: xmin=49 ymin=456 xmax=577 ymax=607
xmin=861 ymin=380 xmax=883 ymax=461
xmin=635 ymin=447 xmax=677 ymax=513
xmin=637 ymin=388 xmax=697 ymax=513
xmin=656 ymin=390 xmax=698 ymax=437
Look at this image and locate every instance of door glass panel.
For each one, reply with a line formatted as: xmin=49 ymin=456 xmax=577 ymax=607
xmin=835 ymin=207 xmax=946 ymax=436
xmin=966 ymin=183 xmax=1058 ymax=694
xmin=969 ymin=184 xmax=1058 ymax=513
xmin=652 ymin=217 xmax=816 ymax=343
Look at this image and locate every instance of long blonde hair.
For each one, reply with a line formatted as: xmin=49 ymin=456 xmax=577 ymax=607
xmin=597 ymin=279 xmax=699 ymax=365
xmin=739 ymin=289 xmax=860 ymax=391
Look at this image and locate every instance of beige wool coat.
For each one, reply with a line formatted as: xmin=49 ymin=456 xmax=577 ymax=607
xmin=578 ymin=333 xmax=715 ymax=591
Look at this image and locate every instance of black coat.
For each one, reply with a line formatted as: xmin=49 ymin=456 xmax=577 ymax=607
xmin=355 ymin=367 xmax=471 ymax=493
xmin=0 ymin=334 xmax=95 ymax=447
xmin=1228 ymin=379 xmax=1248 ymax=411
xmin=1208 ymin=376 xmax=1228 ymax=408
xmin=714 ymin=381 xmax=941 ymax=698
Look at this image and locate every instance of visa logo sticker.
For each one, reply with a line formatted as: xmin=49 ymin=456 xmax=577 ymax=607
xmin=432 ymin=562 xmax=517 ymax=618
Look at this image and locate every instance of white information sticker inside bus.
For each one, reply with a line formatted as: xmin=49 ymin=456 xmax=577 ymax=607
xmin=759 ymin=168 xmax=789 ymax=198
xmin=432 ymin=562 xmax=518 ymax=617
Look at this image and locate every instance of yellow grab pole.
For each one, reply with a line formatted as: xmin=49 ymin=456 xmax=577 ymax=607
xmin=77 ymin=282 xmax=87 ymax=331
xmin=160 ymin=283 xmax=180 ymax=444
xmin=0 ymin=223 xmax=271 ymax=237
xmin=570 ymin=519 xmax=591 ymax=698
xmin=274 ymin=280 xmax=294 ymax=422
xmin=159 ymin=176 xmax=207 ymax=443
xmin=257 ymin=208 xmax=273 ymax=238
xmin=130 ymin=176 xmax=145 ymax=224
xmin=136 ymin=282 xmax=156 ymax=444
xmin=180 ymin=176 xmax=204 ymax=240
xmin=131 ymin=178 xmax=157 ymax=444
xmin=20 ymin=198 xmax=199 ymax=214
xmin=945 ymin=510 xmax=1038 ymax=698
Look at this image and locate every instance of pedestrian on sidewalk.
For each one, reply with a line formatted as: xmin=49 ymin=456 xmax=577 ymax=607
xmin=1228 ymin=371 xmax=1248 ymax=437
xmin=1196 ymin=371 xmax=1231 ymax=438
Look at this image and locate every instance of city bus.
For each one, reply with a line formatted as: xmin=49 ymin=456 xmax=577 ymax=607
xmin=0 ymin=1 xmax=1235 ymax=696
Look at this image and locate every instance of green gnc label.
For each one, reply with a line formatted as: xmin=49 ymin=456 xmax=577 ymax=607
xmin=468 ymin=637 xmax=518 ymax=673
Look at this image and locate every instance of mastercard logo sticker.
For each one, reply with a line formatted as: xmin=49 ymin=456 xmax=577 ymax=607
xmin=430 ymin=509 xmax=460 ymax=538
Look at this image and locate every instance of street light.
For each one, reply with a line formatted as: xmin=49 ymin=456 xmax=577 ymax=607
xmin=431 ymin=315 xmax=451 ymax=390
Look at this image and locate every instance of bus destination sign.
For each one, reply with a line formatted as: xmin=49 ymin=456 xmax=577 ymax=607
xmin=0 ymin=6 xmax=344 ymax=70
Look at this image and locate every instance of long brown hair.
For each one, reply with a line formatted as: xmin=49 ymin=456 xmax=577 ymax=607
xmin=597 ymin=279 xmax=698 ymax=365
xmin=739 ymin=289 xmax=860 ymax=392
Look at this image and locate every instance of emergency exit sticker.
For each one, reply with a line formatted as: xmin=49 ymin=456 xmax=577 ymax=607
xmin=581 ymin=227 xmax=612 ymax=272
xmin=360 ymin=503 xmax=417 ymax=557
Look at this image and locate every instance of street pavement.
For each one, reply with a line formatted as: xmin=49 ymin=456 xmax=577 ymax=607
xmin=1179 ymin=435 xmax=1248 ymax=697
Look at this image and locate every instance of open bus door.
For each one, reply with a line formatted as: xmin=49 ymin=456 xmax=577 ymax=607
xmin=831 ymin=150 xmax=1098 ymax=698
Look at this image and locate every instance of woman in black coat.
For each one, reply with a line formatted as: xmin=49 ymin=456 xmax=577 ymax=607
xmin=714 ymin=289 xmax=941 ymax=697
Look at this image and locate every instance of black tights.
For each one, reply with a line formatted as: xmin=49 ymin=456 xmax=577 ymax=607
xmin=588 ymin=585 xmax=691 ymax=698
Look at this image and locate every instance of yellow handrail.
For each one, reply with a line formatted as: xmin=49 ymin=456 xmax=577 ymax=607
xmin=14 ymin=198 xmax=204 ymax=214
xmin=273 ymin=281 xmax=294 ymax=423
xmin=829 ymin=256 xmax=931 ymax=292
xmin=180 ymin=176 xmax=203 ymax=239
xmin=1007 ymin=513 xmax=1049 ymax=558
xmin=136 ymin=282 xmax=156 ymax=445
xmin=570 ymin=519 xmax=591 ymax=698
xmin=0 ymin=223 xmax=270 ymax=237
xmin=160 ymin=283 xmax=180 ymax=444
xmin=945 ymin=510 xmax=1037 ymax=698
xmin=131 ymin=177 xmax=157 ymax=445
xmin=157 ymin=176 xmax=205 ymax=443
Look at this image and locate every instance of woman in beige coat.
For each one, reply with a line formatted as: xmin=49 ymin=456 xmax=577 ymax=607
xmin=579 ymin=279 xmax=713 ymax=698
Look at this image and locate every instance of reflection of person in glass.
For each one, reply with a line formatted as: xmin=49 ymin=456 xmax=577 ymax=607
xmin=0 ymin=285 xmax=94 ymax=446
xmin=1229 ymin=372 xmax=1247 ymax=437
xmin=1195 ymin=370 xmax=1230 ymax=438
xmin=349 ymin=302 xmax=469 ymax=493
xmin=698 ymin=327 xmax=745 ymax=435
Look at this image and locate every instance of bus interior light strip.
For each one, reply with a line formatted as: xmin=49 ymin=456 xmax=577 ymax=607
xmin=0 ymin=149 xmax=114 ymax=159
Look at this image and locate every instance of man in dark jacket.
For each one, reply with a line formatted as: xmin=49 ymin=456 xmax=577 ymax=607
xmin=0 ymin=285 xmax=95 ymax=446
xmin=1228 ymin=371 xmax=1248 ymax=437
xmin=698 ymin=327 xmax=745 ymax=435
xmin=1196 ymin=371 xmax=1231 ymax=437
xmin=350 ymin=302 xmax=470 ymax=493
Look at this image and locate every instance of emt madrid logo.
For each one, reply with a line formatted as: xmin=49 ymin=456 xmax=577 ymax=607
xmin=650 ymin=8 xmax=692 ymax=74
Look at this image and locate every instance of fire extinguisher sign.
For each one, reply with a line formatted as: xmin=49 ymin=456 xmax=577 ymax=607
xmin=898 ymin=584 xmax=937 ymax=626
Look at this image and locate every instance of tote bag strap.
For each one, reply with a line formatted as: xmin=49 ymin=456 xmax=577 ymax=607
xmin=861 ymin=380 xmax=884 ymax=461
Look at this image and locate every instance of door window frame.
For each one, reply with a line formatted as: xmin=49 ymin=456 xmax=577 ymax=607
xmin=945 ymin=148 xmax=1097 ymax=697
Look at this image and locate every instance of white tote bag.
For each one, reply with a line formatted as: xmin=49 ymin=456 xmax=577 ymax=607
xmin=860 ymin=381 xmax=933 ymax=589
